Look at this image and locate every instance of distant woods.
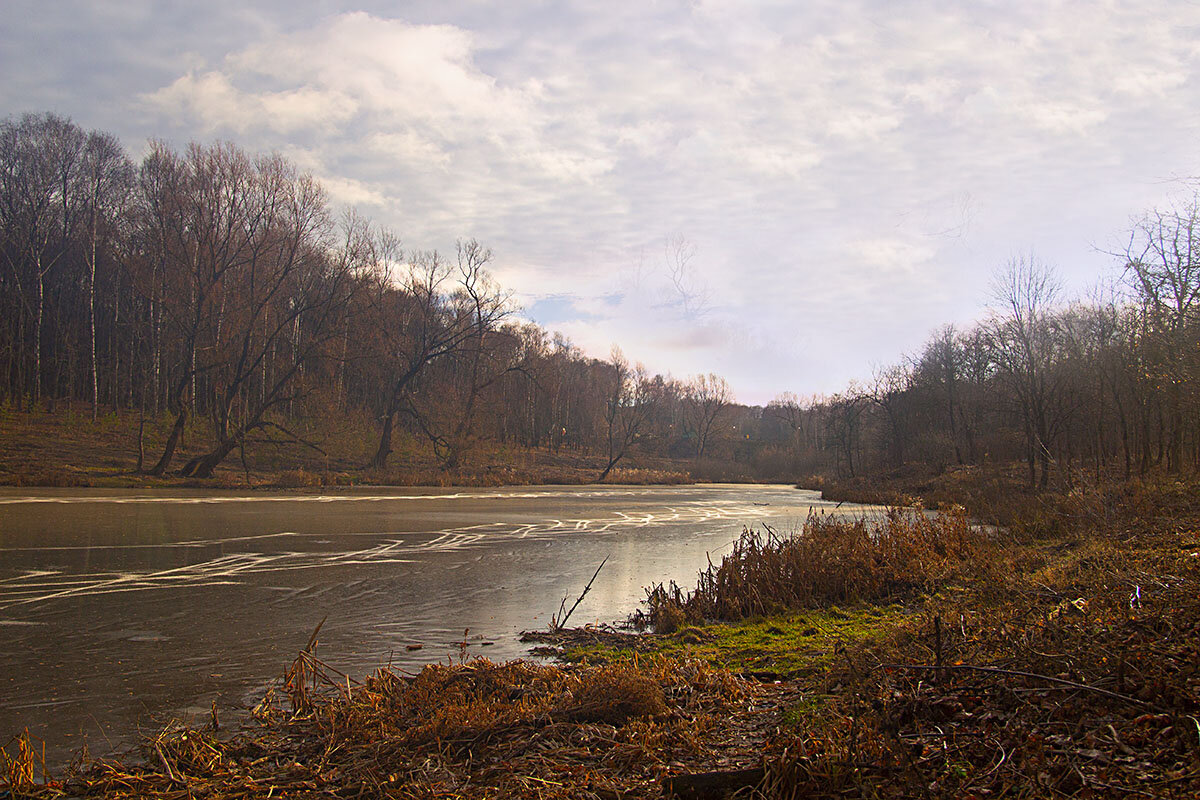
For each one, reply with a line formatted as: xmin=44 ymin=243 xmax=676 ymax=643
xmin=765 ymin=240 xmax=1200 ymax=486
xmin=0 ymin=113 xmax=739 ymax=478
xmin=1 ymin=112 xmax=1197 ymax=484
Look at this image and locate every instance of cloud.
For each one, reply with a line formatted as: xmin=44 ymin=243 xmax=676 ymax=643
xmin=145 ymin=72 xmax=358 ymax=133
xmin=8 ymin=1 xmax=1200 ymax=401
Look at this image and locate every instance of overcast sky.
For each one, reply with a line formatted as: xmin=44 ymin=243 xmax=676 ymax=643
xmin=4 ymin=1 xmax=1200 ymax=404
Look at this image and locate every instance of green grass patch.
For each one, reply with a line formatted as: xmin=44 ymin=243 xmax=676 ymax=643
xmin=779 ymin=693 xmax=834 ymax=728
xmin=567 ymin=603 xmax=911 ymax=675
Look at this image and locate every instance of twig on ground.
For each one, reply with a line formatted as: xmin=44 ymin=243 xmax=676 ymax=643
xmin=880 ymin=663 xmax=1160 ymax=710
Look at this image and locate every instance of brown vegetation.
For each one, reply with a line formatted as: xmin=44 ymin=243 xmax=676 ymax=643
xmin=642 ymin=507 xmax=993 ymax=628
xmin=0 ymin=402 xmax=700 ymax=488
xmin=753 ymin=475 xmax=1200 ymax=798
xmin=1 ymin=654 xmax=795 ymax=799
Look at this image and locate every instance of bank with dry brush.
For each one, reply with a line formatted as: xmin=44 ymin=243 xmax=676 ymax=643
xmin=3 ymin=473 xmax=1199 ymax=798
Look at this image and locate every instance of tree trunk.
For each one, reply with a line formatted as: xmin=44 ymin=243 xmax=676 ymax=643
xmin=179 ymin=438 xmax=239 ymax=479
xmin=150 ymin=406 xmax=187 ymax=476
xmin=370 ymin=405 xmax=397 ymax=469
xmin=111 ymin=268 xmax=120 ymax=411
xmin=598 ymin=454 xmax=621 ymax=482
xmin=32 ymin=265 xmax=43 ymax=410
xmin=136 ymin=402 xmax=146 ymax=473
xmin=89 ymin=220 xmax=98 ymax=421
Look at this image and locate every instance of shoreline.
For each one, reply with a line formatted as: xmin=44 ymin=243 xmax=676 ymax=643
xmin=4 ymin=470 xmax=1197 ymax=797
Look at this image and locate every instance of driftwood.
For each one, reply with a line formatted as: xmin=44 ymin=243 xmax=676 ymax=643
xmin=661 ymin=767 xmax=765 ymax=799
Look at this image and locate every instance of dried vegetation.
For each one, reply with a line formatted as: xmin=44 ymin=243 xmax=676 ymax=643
xmin=0 ymin=654 xmax=786 ymax=798
xmin=754 ymin=476 xmax=1200 ymax=798
xmin=642 ymin=506 xmax=995 ymax=629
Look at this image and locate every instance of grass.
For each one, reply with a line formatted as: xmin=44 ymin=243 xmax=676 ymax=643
xmin=566 ymin=605 xmax=910 ymax=676
xmin=4 ymin=655 xmax=777 ymax=799
xmin=639 ymin=505 xmax=998 ymax=630
xmin=752 ymin=472 xmax=1200 ymax=799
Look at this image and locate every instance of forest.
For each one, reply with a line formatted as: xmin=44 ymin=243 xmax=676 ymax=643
xmin=1 ymin=111 xmax=1198 ymax=486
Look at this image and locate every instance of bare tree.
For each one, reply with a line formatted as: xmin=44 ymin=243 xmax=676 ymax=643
xmin=682 ymin=373 xmax=733 ymax=459
xmin=990 ymin=255 xmax=1064 ymax=489
xmin=403 ymin=240 xmax=521 ymax=469
xmin=80 ymin=131 xmax=133 ymax=420
xmin=368 ymin=239 xmax=509 ymax=470
xmin=827 ymin=388 xmax=869 ymax=478
xmin=1122 ymin=199 xmax=1200 ymax=472
xmin=914 ymin=325 xmax=965 ymax=465
xmin=868 ymin=363 xmax=913 ymax=468
xmin=663 ymin=234 xmax=709 ymax=318
xmin=599 ymin=347 xmax=657 ymax=480
xmin=130 ymin=143 xmax=352 ymax=477
xmin=177 ymin=157 xmax=359 ymax=478
xmin=0 ymin=113 xmax=87 ymax=407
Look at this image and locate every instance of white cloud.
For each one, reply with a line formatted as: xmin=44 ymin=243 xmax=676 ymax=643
xmin=367 ymin=131 xmax=452 ymax=169
xmin=145 ymin=72 xmax=358 ymax=134
xmin=10 ymin=0 xmax=1200 ymax=400
xmin=849 ymin=237 xmax=936 ymax=276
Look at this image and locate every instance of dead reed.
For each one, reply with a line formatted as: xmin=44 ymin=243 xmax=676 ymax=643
xmin=1 ymin=730 xmax=50 ymax=794
xmin=643 ymin=506 xmax=993 ymax=629
xmin=4 ymin=652 xmax=764 ymax=799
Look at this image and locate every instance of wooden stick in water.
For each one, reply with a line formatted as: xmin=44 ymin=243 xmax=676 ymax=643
xmin=554 ymin=557 xmax=608 ymax=631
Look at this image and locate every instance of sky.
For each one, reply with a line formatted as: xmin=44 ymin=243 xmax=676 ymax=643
xmin=4 ymin=1 xmax=1200 ymax=405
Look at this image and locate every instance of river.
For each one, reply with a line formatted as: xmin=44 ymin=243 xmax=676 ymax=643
xmin=0 ymin=483 xmax=874 ymax=765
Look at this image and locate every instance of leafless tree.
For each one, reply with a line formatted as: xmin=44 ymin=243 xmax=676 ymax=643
xmin=990 ymin=255 xmax=1065 ymax=489
xmin=80 ymin=131 xmax=133 ymax=420
xmin=0 ymin=113 xmax=87 ymax=407
xmin=868 ymin=363 xmax=913 ymax=468
xmin=368 ymin=239 xmax=509 ymax=469
xmin=664 ymin=234 xmax=709 ymax=318
xmin=682 ymin=373 xmax=733 ymax=459
xmin=1122 ymin=199 xmax=1200 ymax=472
xmin=599 ymin=347 xmax=657 ymax=480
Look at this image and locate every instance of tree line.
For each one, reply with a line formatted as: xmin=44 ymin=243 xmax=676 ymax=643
xmin=761 ymin=234 xmax=1200 ymax=486
xmin=3 ymin=112 xmax=1196 ymax=486
xmin=0 ymin=113 xmax=741 ymax=478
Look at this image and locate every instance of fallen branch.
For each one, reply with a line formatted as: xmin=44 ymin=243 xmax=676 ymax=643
xmin=662 ymin=766 xmax=765 ymax=798
xmin=880 ymin=663 xmax=1160 ymax=710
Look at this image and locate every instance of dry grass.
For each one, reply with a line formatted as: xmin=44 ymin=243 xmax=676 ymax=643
xmin=643 ymin=506 xmax=998 ymax=629
xmin=753 ymin=474 xmax=1200 ymax=798
xmin=599 ymin=467 xmax=692 ymax=485
xmin=1 ymin=466 xmax=91 ymax=487
xmin=0 ymin=402 xmax=707 ymax=488
xmin=7 ymin=655 xmax=776 ymax=799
